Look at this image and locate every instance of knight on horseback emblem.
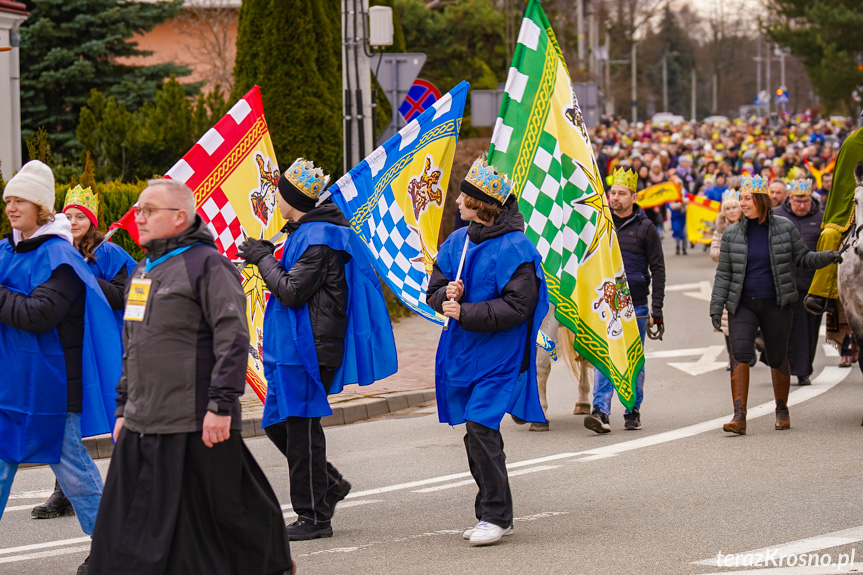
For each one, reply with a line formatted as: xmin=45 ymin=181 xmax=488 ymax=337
xmin=592 ymin=271 xmax=634 ymax=339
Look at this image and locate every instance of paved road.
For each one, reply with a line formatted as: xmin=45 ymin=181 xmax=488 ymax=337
xmin=3 ymin=242 xmax=863 ymax=575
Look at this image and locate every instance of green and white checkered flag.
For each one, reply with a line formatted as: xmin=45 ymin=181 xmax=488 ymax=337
xmin=488 ymin=0 xmax=644 ymax=408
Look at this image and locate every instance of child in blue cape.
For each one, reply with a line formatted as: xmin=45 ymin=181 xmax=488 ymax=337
xmin=238 ymin=158 xmax=397 ymax=542
xmin=427 ymin=156 xmax=548 ymax=547
xmin=31 ymin=184 xmax=137 ymax=520
xmin=0 ymin=161 xmax=122 ymax=575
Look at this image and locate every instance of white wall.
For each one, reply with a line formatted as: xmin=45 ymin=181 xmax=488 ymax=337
xmin=0 ymin=11 xmax=26 ymax=181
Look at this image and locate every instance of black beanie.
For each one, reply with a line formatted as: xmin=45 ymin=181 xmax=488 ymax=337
xmin=278 ymin=173 xmax=318 ymax=213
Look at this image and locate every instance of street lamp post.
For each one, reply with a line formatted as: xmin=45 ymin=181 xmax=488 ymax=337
xmin=631 ymin=42 xmax=637 ymax=123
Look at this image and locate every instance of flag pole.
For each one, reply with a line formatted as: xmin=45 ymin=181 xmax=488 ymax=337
xmin=83 ymin=226 xmax=121 ymax=263
xmin=237 ymin=231 xmax=286 ymax=272
xmin=443 ymin=233 xmax=470 ymax=331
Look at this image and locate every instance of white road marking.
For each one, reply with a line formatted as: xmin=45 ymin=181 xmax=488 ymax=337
xmin=0 ymin=545 xmax=91 ymax=565
xmin=823 ymin=343 xmax=840 ymax=358
xmin=3 ymin=504 xmax=39 ymax=512
xmin=0 ymin=367 xmax=851 ymax=565
xmin=6 ymin=491 xmax=52 ymax=501
xmin=694 ymin=524 xmax=863 ymax=567
xmin=645 ymin=347 xmax=709 ymax=359
xmin=411 ymin=465 xmax=560 ymax=493
xmin=0 ymin=536 xmax=90 ymax=556
xmin=282 ymin=498 xmax=382 ymax=519
xmin=667 ymin=281 xmax=713 ymax=302
xmin=668 ymin=345 xmax=728 ymax=376
xmin=695 ymin=566 xmax=861 ymax=574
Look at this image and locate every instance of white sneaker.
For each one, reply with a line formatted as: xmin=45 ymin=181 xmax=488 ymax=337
xmin=463 ymin=522 xmax=514 ymax=539
xmin=468 ymin=521 xmax=510 ymax=546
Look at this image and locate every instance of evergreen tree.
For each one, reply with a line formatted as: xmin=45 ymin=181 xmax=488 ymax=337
xmin=77 ymin=78 xmax=227 ymax=181
xmin=233 ymin=0 xmax=343 ymax=176
xmin=765 ymin=0 xmax=863 ymax=113
xmin=19 ymin=0 xmax=194 ymax=158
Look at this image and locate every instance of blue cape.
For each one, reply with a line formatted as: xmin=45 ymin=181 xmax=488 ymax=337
xmin=435 ymin=227 xmax=549 ymax=429
xmin=0 ymin=236 xmax=122 ymax=463
xmin=89 ymin=241 xmax=137 ymax=330
xmin=262 ymin=222 xmax=398 ymax=423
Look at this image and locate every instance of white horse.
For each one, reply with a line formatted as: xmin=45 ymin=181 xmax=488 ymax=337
xmin=837 ymin=161 xmax=863 ymax=424
xmin=525 ymin=304 xmax=592 ymax=431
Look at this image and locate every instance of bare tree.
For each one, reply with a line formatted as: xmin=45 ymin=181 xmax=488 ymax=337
xmin=172 ymin=0 xmax=239 ymax=93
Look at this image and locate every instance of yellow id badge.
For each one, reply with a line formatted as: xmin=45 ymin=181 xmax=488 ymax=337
xmin=124 ymin=278 xmax=152 ymax=322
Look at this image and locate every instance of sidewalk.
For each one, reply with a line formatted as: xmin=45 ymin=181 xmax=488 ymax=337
xmin=83 ymin=313 xmax=440 ymax=460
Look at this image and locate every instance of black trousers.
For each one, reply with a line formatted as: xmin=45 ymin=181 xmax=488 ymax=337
xmin=788 ymin=290 xmax=823 ymax=377
xmin=464 ymin=420 xmax=512 ymax=529
xmin=728 ymin=296 xmax=793 ymax=373
xmin=264 ymin=366 xmax=344 ymax=525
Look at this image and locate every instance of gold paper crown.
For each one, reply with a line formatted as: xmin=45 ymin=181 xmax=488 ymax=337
xmin=286 ymin=158 xmax=330 ymax=200
xmin=612 ymin=168 xmax=638 ymax=192
xmin=741 ymin=175 xmax=769 ymax=195
xmin=788 ymin=179 xmax=812 ymax=196
xmin=63 ymin=185 xmax=99 ymax=216
xmin=464 ymin=156 xmax=513 ymax=205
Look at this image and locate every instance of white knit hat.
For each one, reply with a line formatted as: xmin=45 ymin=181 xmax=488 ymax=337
xmin=3 ymin=160 xmax=55 ymax=212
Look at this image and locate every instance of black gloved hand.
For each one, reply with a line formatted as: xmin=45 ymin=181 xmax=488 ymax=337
xmin=828 ymin=250 xmax=843 ymax=264
xmin=651 ymin=314 xmax=663 ymax=327
xmin=237 ymin=238 xmax=275 ymax=265
xmin=711 ymin=314 xmax=722 ymax=332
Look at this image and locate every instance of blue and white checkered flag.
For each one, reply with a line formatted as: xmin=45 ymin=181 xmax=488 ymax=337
xmin=324 ymin=81 xmax=469 ymax=324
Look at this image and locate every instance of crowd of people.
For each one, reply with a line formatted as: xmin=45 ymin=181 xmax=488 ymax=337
xmin=0 ymin=112 xmax=861 ymax=574
xmin=583 ymin=113 xmax=861 ymax=436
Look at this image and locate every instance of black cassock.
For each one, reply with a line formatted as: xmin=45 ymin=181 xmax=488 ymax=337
xmin=89 ymin=430 xmax=292 ymax=575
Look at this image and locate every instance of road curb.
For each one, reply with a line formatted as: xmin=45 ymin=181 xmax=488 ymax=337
xmin=82 ymin=389 xmax=436 ymax=461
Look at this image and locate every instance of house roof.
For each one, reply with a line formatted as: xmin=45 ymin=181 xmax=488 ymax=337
xmin=0 ymin=0 xmax=28 ymax=15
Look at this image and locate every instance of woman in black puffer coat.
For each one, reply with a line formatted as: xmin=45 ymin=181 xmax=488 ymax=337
xmin=709 ymin=177 xmax=841 ymax=435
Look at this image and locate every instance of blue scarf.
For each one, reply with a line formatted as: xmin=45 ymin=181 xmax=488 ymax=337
xmin=262 ymin=222 xmax=397 ymax=423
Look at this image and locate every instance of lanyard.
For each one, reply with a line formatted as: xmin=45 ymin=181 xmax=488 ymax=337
xmin=144 ymin=243 xmax=200 ymax=273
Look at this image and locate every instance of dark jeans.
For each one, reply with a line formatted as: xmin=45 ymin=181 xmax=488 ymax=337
xmin=728 ymin=296 xmax=793 ymax=374
xmin=464 ymin=420 xmax=512 ymax=529
xmin=788 ymin=290 xmax=822 ymax=377
xmin=263 ymin=366 xmax=344 ymax=525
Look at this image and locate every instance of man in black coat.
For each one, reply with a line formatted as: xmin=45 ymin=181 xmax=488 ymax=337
xmin=774 ymin=180 xmax=824 ymax=385
xmin=584 ymin=168 xmax=665 ymax=433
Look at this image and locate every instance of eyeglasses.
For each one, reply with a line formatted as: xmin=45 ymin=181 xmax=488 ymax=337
xmin=133 ymin=206 xmax=181 ymax=219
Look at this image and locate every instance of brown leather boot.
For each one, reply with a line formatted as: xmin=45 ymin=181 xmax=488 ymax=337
xmin=772 ymin=368 xmax=791 ymax=430
xmin=723 ymin=363 xmax=749 ymax=434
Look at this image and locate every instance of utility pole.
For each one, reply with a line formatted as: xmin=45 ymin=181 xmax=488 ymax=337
xmin=756 ymin=40 xmax=761 ymax=97
xmin=342 ymin=0 xmax=373 ymax=174
xmin=604 ymin=33 xmax=611 ymax=114
xmin=778 ymin=45 xmax=786 ymax=89
xmin=691 ymin=69 xmax=696 ymax=122
xmin=631 ymin=42 xmax=637 ymax=123
xmin=662 ymin=52 xmax=668 ymax=113
xmin=577 ymin=0 xmax=584 ymax=71
xmin=712 ymin=73 xmax=717 ymax=113
xmin=765 ymin=41 xmax=771 ymax=115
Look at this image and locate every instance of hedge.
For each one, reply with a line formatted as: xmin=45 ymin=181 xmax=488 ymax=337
xmin=0 ymin=180 xmax=146 ymax=261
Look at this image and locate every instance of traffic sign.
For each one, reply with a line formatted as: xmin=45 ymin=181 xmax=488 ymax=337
xmin=370 ymin=53 xmax=426 ymax=144
xmin=398 ymin=79 xmax=441 ymax=123
xmin=776 ymin=88 xmax=789 ymax=104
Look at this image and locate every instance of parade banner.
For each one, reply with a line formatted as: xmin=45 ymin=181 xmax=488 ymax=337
xmin=804 ymin=157 xmax=835 ymax=189
xmin=326 ymin=81 xmax=468 ymax=324
xmin=112 ymin=86 xmax=283 ymax=403
xmin=686 ymin=193 xmax=720 ymax=245
xmin=636 ymin=181 xmax=682 ymax=209
xmin=487 ymin=0 xmax=643 ymax=410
